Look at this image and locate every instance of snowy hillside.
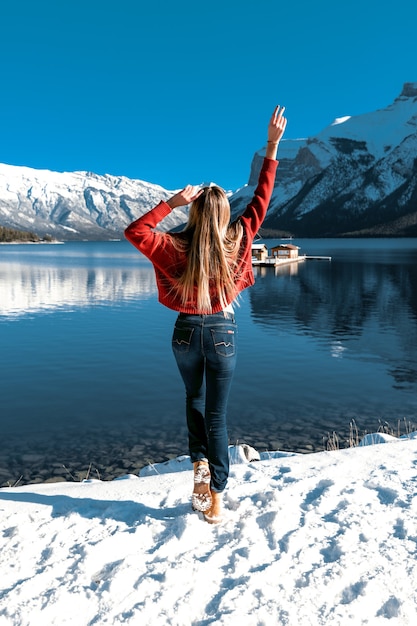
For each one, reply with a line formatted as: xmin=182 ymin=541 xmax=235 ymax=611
xmin=0 ymin=166 xmax=185 ymax=240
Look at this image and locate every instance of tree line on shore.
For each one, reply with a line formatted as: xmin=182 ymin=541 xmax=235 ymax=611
xmin=0 ymin=225 xmax=53 ymax=243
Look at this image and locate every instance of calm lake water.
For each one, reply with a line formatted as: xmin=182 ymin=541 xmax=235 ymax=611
xmin=1 ymin=238 xmax=417 ymax=484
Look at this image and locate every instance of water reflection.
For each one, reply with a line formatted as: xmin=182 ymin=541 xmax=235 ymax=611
xmin=249 ymin=256 xmax=417 ymax=385
xmin=0 ymin=263 xmax=156 ymax=317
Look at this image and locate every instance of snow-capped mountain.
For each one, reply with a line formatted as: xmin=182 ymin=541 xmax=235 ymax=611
xmin=0 ymin=166 xmax=184 ymax=240
xmin=1 ymin=82 xmax=416 ymax=240
xmin=231 ymin=82 xmax=417 ymax=237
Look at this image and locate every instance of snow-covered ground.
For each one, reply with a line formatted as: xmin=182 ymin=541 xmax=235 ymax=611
xmin=1 ymin=436 xmax=417 ymax=625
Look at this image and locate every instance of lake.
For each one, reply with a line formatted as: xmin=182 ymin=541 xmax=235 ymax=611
xmin=1 ymin=238 xmax=417 ymax=485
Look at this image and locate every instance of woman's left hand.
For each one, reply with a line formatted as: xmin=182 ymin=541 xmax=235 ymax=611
xmin=167 ymin=185 xmax=203 ymax=209
xmin=268 ymin=105 xmax=287 ymax=144
xmin=266 ymin=105 xmax=287 ymax=159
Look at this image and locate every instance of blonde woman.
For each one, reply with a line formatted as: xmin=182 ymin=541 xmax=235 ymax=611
xmin=125 ymin=106 xmax=287 ymax=523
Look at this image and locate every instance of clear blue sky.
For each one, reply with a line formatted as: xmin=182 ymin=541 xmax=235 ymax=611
xmin=1 ymin=0 xmax=416 ymax=190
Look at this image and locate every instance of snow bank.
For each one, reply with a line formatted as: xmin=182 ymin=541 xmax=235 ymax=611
xmin=1 ymin=437 xmax=417 ymax=625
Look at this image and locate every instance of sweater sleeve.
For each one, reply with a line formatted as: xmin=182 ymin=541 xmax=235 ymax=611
xmin=238 ymin=157 xmax=278 ymax=237
xmin=124 ymin=200 xmax=173 ymax=259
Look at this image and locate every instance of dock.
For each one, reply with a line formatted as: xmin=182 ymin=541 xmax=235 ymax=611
xmin=252 ymin=255 xmax=307 ymax=267
xmin=252 ymin=254 xmax=331 ymax=267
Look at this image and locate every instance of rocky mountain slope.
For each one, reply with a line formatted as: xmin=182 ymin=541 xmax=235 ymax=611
xmin=231 ymin=82 xmax=417 ymax=237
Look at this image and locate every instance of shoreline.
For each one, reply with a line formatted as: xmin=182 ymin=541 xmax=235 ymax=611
xmin=0 ymin=437 xmax=324 ymax=489
xmin=3 ymin=417 xmax=415 ymax=488
xmin=3 ymin=426 xmax=415 ymax=488
xmin=0 ymin=240 xmax=64 ymax=245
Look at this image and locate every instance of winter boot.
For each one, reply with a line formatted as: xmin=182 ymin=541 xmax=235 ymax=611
xmin=204 ymin=490 xmax=223 ymax=524
xmin=192 ymin=460 xmax=212 ymax=512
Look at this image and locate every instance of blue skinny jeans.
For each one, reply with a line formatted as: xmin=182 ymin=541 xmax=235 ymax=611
xmin=171 ymin=311 xmax=237 ymax=492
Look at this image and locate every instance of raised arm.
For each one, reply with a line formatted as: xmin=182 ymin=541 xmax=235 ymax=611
xmin=265 ymin=105 xmax=287 ymax=160
xmin=238 ymin=105 xmax=288 ymax=235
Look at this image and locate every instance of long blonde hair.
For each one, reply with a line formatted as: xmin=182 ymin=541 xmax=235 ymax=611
xmin=172 ymin=186 xmax=243 ymax=312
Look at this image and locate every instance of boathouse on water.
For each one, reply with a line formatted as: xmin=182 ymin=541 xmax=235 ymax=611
xmin=251 ymin=243 xmax=269 ymax=263
xmin=251 ymin=242 xmax=306 ymax=267
xmin=269 ymin=243 xmax=300 ymax=260
xmin=251 ymin=242 xmax=330 ymax=266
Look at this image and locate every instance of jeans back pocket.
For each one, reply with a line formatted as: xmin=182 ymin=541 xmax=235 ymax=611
xmin=172 ymin=325 xmax=194 ymax=353
xmin=210 ymin=328 xmax=236 ymax=357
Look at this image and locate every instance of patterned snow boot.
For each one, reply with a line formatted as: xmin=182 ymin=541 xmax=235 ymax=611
xmin=192 ymin=460 xmax=212 ymax=512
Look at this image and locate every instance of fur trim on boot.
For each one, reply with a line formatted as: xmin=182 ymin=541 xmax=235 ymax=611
xmin=204 ymin=490 xmax=223 ymax=524
xmin=192 ymin=461 xmax=212 ymax=512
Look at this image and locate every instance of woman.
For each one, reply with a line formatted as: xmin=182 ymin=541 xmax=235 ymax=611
xmin=125 ymin=106 xmax=287 ymax=523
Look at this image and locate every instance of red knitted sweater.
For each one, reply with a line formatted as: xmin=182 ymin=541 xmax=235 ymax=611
xmin=124 ymin=157 xmax=278 ymax=314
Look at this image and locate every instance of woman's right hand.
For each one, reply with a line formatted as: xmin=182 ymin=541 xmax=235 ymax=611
xmin=167 ymin=185 xmax=204 ymax=209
